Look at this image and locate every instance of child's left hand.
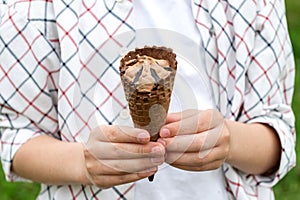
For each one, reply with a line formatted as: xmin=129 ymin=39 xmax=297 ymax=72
xmin=158 ymin=109 xmax=230 ymax=171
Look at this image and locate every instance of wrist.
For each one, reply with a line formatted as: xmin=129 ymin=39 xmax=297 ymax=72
xmin=224 ymin=119 xmax=236 ymax=165
xmin=73 ymin=142 xmax=93 ymax=185
xmin=224 ymin=119 xmax=281 ymax=175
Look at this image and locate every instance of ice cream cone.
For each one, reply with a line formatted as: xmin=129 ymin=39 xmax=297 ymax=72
xmin=119 ymin=46 xmax=177 ymax=141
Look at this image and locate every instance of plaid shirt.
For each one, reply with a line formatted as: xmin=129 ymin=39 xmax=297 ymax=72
xmin=0 ymin=0 xmax=296 ymax=199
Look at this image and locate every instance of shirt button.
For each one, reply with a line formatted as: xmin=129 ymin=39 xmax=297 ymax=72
xmin=120 ymin=109 xmax=130 ymax=119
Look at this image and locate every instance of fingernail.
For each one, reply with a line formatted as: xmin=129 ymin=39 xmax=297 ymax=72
xmin=151 ymin=146 xmax=163 ymax=154
xmin=160 ymin=128 xmax=170 ymax=138
xmin=137 ymin=132 xmax=149 ymax=143
xmin=151 ymin=157 xmax=164 ymax=164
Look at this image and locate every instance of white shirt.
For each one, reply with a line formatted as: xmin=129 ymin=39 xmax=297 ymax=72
xmin=133 ymin=1 xmax=228 ymax=199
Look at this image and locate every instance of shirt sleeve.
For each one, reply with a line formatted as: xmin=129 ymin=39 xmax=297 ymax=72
xmin=236 ymin=0 xmax=296 ymax=187
xmin=0 ymin=1 xmax=60 ymax=181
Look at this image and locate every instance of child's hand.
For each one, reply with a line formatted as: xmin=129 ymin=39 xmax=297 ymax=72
xmin=83 ymin=125 xmax=165 ymax=188
xmin=158 ymin=109 xmax=230 ymax=172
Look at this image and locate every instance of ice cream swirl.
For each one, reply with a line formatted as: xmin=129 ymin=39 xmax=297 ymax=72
xmin=124 ymin=55 xmax=172 ymax=92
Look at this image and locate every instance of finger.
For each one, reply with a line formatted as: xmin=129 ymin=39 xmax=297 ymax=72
xmin=97 ymin=157 xmax=164 ymax=174
xmin=92 ymin=170 xmax=157 ymax=189
xmin=171 ymin=160 xmax=224 ymax=172
xmin=165 ymin=147 xmax=227 ymax=167
xmin=86 ymin=142 xmax=165 ymax=160
xmin=166 ymin=109 xmax=201 ymax=124
xmin=86 ymin=155 xmax=163 ymax=175
xmin=91 ymin=125 xmax=150 ymax=144
xmin=165 ymin=152 xmax=201 ymax=166
xmin=196 ymin=121 xmax=228 ymax=152
xmin=161 ymin=110 xmax=222 ymax=138
xmin=159 ymin=129 xmax=223 ymax=153
xmin=158 ymin=134 xmax=203 ymax=153
xmin=85 ymin=148 xmax=163 ymax=176
xmin=160 ymin=116 xmax=199 ymax=137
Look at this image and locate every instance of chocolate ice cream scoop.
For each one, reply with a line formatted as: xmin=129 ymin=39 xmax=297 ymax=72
xmin=124 ymin=55 xmax=171 ymax=92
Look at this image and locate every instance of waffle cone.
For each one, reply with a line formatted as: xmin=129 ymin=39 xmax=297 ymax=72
xmin=120 ymin=46 xmax=177 ymax=141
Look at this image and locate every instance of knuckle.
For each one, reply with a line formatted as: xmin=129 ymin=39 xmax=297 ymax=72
xmin=83 ymin=148 xmax=91 ymax=158
xmin=215 ymin=160 xmax=224 ymax=169
xmin=196 ymin=157 xmax=205 ymax=166
xmin=84 ymin=149 xmax=96 ymax=165
xmin=100 ymin=185 xmax=111 ymax=189
xmin=94 ymin=176 xmax=113 ymax=189
xmin=98 ymin=125 xmax=107 ymax=134
xmin=208 ymin=164 xmax=219 ymax=171
xmin=104 ymin=125 xmax=119 ymax=142
xmin=85 ymin=159 xmax=94 ymax=171
xmin=118 ymin=175 xmax=126 ymax=183
xmin=97 ymin=182 xmax=111 ymax=189
xmin=222 ymin=125 xmax=231 ymax=142
xmin=137 ymin=144 xmax=149 ymax=155
xmin=210 ymin=109 xmax=223 ymax=127
xmin=197 ymin=111 xmax=210 ymax=129
xmin=90 ymin=125 xmax=108 ymax=141
xmin=224 ymin=145 xmax=230 ymax=156
xmin=112 ymin=143 xmax=127 ymax=156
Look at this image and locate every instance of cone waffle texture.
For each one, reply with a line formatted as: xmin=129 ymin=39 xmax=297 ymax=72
xmin=120 ymin=46 xmax=177 ymax=141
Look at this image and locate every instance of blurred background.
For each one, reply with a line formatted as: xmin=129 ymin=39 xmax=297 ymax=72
xmin=273 ymin=0 xmax=300 ymax=198
xmin=0 ymin=0 xmax=299 ymax=199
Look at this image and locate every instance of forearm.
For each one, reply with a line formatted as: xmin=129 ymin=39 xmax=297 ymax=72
xmin=12 ymin=135 xmax=90 ymax=185
xmin=225 ymin=120 xmax=281 ymax=175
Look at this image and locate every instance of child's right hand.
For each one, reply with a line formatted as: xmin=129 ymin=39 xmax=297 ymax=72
xmin=83 ymin=125 xmax=165 ymax=189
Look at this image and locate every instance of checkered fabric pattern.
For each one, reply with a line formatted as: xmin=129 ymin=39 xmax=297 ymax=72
xmin=0 ymin=0 xmax=295 ymax=200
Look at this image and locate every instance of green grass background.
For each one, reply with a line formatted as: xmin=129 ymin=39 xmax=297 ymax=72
xmin=273 ymin=0 xmax=300 ymax=199
xmin=0 ymin=0 xmax=299 ymax=199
